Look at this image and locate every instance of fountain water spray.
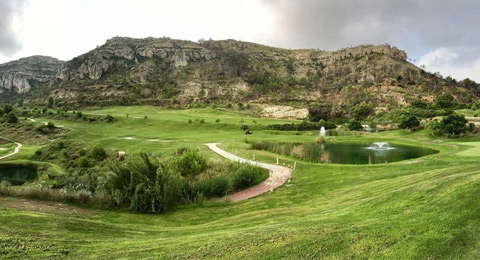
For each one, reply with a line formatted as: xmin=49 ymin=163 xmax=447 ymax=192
xmin=365 ymin=142 xmax=395 ymax=150
xmin=319 ymin=126 xmax=326 ymax=136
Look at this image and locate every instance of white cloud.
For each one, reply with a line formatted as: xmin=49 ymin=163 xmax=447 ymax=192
xmin=417 ymin=47 xmax=480 ymax=82
xmin=1 ymin=0 xmax=276 ymax=63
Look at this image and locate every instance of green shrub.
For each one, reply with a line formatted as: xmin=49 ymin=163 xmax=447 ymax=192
xmin=90 ymin=145 xmax=107 ymax=161
xmin=195 ymin=176 xmax=230 ymax=198
xmin=109 ymin=153 xmax=184 ymax=213
xmin=77 ymin=157 xmax=90 ymax=168
xmin=435 ymin=93 xmax=456 ymax=109
xmin=6 ymin=112 xmax=18 ymax=124
xmin=175 ymin=149 xmax=207 ymax=180
xmin=352 ymin=101 xmax=374 ymax=120
xmin=440 ymin=113 xmax=467 ymax=137
xmin=232 ymin=165 xmax=267 ymax=190
xmin=348 ymin=120 xmax=363 ymax=131
xmin=399 ymin=116 xmax=420 ymax=130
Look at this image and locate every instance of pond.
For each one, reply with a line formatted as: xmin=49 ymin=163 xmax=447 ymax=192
xmin=252 ymin=141 xmax=438 ymax=165
xmin=324 ymin=142 xmax=438 ymax=164
xmin=0 ymin=166 xmax=38 ymax=185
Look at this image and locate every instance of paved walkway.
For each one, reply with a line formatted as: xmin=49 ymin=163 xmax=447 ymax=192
xmin=205 ymin=143 xmax=292 ymax=202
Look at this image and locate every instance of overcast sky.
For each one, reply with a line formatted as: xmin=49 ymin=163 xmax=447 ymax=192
xmin=0 ymin=0 xmax=479 ymax=81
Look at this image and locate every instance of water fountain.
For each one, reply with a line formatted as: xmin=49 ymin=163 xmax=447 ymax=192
xmin=365 ymin=142 xmax=395 ymax=150
xmin=319 ymin=126 xmax=326 ymax=136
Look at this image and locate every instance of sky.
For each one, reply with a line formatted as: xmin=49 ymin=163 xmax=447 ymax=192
xmin=0 ymin=0 xmax=479 ymax=81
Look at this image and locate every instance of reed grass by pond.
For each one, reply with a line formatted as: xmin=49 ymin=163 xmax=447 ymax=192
xmin=251 ymin=140 xmax=438 ymax=164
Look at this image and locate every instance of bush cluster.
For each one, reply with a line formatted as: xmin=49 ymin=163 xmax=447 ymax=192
xmin=268 ymin=121 xmax=336 ymax=131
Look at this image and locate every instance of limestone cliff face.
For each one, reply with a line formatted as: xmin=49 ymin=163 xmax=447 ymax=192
xmin=0 ymin=56 xmax=64 ymax=93
xmin=1 ymin=37 xmax=472 ymax=112
xmin=59 ymin=37 xmax=216 ymax=81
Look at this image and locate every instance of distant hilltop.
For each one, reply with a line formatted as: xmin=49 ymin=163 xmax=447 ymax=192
xmin=0 ymin=36 xmax=478 ymax=115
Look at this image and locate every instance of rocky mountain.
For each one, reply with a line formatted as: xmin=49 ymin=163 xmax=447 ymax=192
xmin=3 ymin=37 xmax=479 ymax=116
xmin=0 ymin=55 xmax=64 ymax=94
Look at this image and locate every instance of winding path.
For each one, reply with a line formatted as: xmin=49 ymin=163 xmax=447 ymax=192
xmin=205 ymin=143 xmax=292 ymax=202
xmin=0 ymin=141 xmax=22 ymax=160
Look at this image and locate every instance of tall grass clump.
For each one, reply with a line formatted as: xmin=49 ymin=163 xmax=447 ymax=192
xmin=109 ymin=153 xmax=184 ymax=213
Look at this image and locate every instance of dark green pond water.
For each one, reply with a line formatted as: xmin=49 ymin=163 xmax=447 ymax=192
xmin=325 ymin=142 xmax=438 ymax=164
xmin=0 ymin=166 xmax=38 ymax=185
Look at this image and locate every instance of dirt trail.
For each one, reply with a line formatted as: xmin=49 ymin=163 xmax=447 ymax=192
xmin=205 ymin=143 xmax=292 ymax=202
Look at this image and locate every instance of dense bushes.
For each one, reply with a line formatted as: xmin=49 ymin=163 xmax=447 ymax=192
xmin=348 ymin=120 xmax=363 ymax=131
xmin=174 ymin=149 xmax=208 ymax=180
xmin=352 ymin=101 xmax=374 ymax=120
xmin=268 ymin=121 xmax=336 ymax=131
xmin=428 ymin=113 xmax=468 ymax=137
xmin=5 ymin=143 xmax=267 ymax=213
xmin=232 ymin=165 xmax=267 ymax=190
xmin=195 ymin=175 xmax=230 ymax=198
xmin=399 ymin=116 xmax=420 ymax=130
xmin=109 ymin=153 xmax=184 ymax=213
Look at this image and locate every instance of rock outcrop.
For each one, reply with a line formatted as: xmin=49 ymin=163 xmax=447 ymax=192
xmin=0 ymin=37 xmax=475 ymax=113
xmin=59 ymin=37 xmax=216 ymax=81
xmin=0 ymin=56 xmax=64 ymax=93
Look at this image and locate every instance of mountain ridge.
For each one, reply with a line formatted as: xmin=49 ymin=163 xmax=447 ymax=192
xmin=1 ymin=37 xmax=478 ymax=117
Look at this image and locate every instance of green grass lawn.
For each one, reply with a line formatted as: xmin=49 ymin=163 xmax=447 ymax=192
xmin=0 ymin=143 xmax=16 ymax=157
xmin=2 ymin=106 xmax=480 ymax=259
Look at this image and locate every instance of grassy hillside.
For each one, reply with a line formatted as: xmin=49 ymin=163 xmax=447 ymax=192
xmin=1 ymin=107 xmax=480 ymax=259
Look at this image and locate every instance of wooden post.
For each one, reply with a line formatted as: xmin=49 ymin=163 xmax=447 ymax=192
xmin=293 ymin=161 xmax=296 ymax=170
xmin=276 ymin=157 xmax=279 ymax=165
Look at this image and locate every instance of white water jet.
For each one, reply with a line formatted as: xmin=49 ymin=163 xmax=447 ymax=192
xmin=373 ymin=142 xmax=389 ymax=148
xmin=319 ymin=126 xmax=326 ymax=136
xmin=365 ymin=142 xmax=395 ymax=150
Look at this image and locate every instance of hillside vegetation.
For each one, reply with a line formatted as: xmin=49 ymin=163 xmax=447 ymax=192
xmin=0 ymin=37 xmax=476 ymax=116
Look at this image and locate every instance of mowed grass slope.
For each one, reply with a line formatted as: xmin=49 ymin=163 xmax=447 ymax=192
xmin=2 ymin=106 xmax=480 ymax=259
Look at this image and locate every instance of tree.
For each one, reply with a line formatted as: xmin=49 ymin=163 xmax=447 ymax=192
xmin=174 ymin=149 xmax=207 ymax=180
xmin=6 ymin=112 xmax=18 ymax=124
xmin=440 ymin=113 xmax=467 ymax=137
xmin=308 ymin=103 xmax=331 ymax=122
xmin=411 ymin=99 xmax=429 ymax=109
xmin=241 ymin=124 xmax=249 ymax=131
xmin=399 ymin=116 xmax=420 ymax=130
xmin=318 ymin=119 xmax=326 ymax=127
xmin=348 ymin=120 xmax=363 ymax=131
xmin=352 ymin=101 xmax=374 ymax=120
xmin=435 ymin=93 xmax=456 ymax=109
